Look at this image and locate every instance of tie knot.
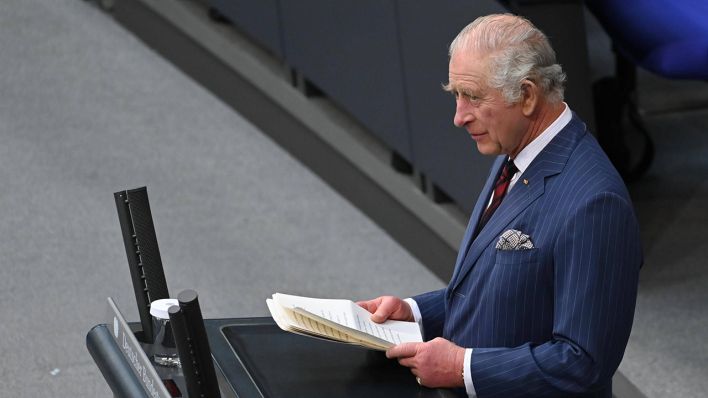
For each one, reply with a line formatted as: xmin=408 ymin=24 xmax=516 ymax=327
xmin=503 ymin=158 xmax=518 ymax=179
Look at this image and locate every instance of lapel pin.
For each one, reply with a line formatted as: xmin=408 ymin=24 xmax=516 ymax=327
xmin=523 ymin=179 xmax=529 ymax=185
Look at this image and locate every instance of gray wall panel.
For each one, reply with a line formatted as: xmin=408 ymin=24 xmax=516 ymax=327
xmin=279 ymin=0 xmax=412 ymax=160
xmin=209 ymin=0 xmax=283 ymax=57
xmin=397 ymin=0 xmax=507 ymax=213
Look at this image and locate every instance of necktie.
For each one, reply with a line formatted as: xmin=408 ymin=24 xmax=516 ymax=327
xmin=474 ymin=158 xmax=518 ymax=239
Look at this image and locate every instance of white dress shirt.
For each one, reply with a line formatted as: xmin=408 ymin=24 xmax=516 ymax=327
xmin=407 ymin=103 xmax=572 ymax=397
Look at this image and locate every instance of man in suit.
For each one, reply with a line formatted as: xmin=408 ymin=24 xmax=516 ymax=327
xmin=358 ymin=14 xmax=642 ymax=397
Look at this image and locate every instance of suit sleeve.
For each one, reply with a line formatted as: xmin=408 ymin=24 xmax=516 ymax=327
xmin=470 ymin=192 xmax=643 ymax=397
xmin=412 ymin=288 xmax=446 ymax=341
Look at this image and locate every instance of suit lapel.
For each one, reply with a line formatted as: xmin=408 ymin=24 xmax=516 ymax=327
xmin=449 ymin=156 xmax=506 ymax=287
xmin=449 ymin=114 xmax=587 ymax=291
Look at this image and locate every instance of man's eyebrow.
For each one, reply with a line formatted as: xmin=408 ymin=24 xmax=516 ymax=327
xmin=441 ymin=82 xmax=454 ymax=92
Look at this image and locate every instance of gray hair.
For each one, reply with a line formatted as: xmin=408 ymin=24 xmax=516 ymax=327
xmin=449 ymin=14 xmax=566 ymax=104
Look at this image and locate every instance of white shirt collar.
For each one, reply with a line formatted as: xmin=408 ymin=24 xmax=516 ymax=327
xmin=506 ymin=103 xmax=571 ymax=191
xmin=512 ymin=103 xmax=571 ymax=175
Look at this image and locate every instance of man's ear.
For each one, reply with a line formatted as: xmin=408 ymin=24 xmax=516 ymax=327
xmin=520 ymin=80 xmax=539 ymax=116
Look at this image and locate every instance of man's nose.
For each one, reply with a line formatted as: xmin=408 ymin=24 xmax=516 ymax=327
xmin=453 ymin=100 xmax=473 ymax=127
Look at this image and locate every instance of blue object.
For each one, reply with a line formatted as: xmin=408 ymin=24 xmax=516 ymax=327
xmin=587 ymin=0 xmax=708 ymax=79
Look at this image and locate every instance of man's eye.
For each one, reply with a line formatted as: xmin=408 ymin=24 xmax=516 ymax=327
xmin=451 ymin=90 xmax=479 ymax=102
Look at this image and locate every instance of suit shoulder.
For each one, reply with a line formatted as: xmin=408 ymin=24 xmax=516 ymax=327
xmin=563 ymin=133 xmax=628 ymax=196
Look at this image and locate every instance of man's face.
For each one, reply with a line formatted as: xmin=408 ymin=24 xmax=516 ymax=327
xmin=448 ymin=50 xmax=530 ymax=158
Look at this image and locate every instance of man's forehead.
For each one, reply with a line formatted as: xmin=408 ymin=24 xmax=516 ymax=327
xmin=448 ymin=51 xmax=489 ymax=86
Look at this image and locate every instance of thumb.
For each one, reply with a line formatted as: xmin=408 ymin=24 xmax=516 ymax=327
xmin=371 ymin=299 xmax=397 ymax=323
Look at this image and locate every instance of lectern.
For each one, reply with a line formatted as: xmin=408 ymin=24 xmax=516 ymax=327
xmin=88 ymin=313 xmax=459 ymax=397
xmin=87 ymin=187 xmax=458 ymax=397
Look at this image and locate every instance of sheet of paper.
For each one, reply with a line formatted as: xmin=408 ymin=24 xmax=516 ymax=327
xmin=272 ymin=293 xmax=422 ymax=345
xmin=267 ymin=298 xmax=373 ymax=346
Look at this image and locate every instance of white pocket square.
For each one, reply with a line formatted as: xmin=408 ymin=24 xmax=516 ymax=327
xmin=496 ymin=229 xmax=534 ymax=250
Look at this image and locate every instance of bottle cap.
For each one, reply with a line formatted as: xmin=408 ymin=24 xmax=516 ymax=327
xmin=150 ymin=298 xmax=179 ymax=319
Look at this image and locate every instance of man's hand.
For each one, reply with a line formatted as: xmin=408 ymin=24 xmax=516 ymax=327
xmin=386 ymin=338 xmax=465 ymax=388
xmin=356 ymin=296 xmax=414 ymax=323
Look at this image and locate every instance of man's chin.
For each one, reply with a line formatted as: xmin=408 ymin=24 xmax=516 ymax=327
xmin=475 ymin=142 xmax=501 ymax=156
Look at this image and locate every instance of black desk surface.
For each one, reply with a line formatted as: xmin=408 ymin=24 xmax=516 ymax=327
xmin=206 ymin=318 xmax=459 ymax=398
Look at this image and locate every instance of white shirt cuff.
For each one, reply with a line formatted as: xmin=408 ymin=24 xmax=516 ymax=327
xmin=403 ymin=298 xmax=424 ymax=337
xmin=405 ymin=299 xmax=475 ymax=396
xmin=464 ymin=348 xmax=477 ymax=397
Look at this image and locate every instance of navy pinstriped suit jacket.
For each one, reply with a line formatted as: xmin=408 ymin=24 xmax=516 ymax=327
xmin=414 ymin=114 xmax=643 ymax=397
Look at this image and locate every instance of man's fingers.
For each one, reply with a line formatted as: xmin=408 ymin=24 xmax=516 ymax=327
xmin=386 ymin=342 xmax=419 ymax=359
xmin=356 ymin=300 xmax=377 ymax=314
xmin=359 ymin=296 xmax=411 ymax=322
xmin=398 ymin=357 xmax=416 ymax=368
xmin=371 ymin=298 xmax=398 ymax=323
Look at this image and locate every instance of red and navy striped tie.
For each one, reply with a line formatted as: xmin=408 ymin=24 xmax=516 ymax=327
xmin=474 ymin=158 xmax=518 ymax=239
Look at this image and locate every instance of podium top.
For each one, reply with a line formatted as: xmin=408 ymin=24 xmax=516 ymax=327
xmin=206 ymin=318 xmax=459 ymax=398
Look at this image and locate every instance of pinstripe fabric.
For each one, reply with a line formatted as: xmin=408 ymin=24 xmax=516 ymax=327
xmin=414 ymin=114 xmax=642 ymax=397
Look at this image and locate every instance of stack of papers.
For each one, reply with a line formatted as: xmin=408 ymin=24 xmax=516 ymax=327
xmin=266 ymin=293 xmax=423 ymax=351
